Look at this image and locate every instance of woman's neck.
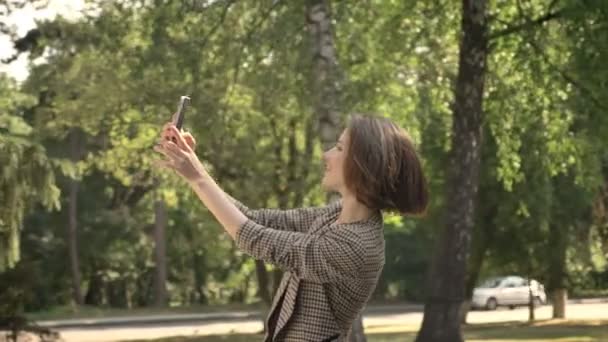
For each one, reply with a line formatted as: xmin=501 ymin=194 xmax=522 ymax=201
xmin=336 ymin=193 xmax=374 ymax=224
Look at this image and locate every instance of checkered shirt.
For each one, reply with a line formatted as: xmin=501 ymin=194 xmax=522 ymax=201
xmin=230 ymin=196 xmax=385 ymax=342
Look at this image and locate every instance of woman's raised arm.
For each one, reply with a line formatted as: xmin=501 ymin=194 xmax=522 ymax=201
xmin=225 ymin=193 xmax=341 ymax=233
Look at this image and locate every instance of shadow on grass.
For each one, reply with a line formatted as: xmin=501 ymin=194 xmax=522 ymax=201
xmin=365 ymin=320 xmax=608 ymax=342
xmin=127 ymin=334 xmax=263 ymax=342
xmin=124 ymin=320 xmax=608 ymax=342
xmin=463 ymin=320 xmax=608 ymax=341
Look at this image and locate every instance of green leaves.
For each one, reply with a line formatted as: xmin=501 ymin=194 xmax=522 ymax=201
xmin=1 ymin=0 xmax=606 ymax=307
xmin=0 ymin=115 xmax=33 ymax=136
xmin=0 ymin=76 xmax=60 ymax=271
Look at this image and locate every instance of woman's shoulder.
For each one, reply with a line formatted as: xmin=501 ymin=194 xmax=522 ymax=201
xmin=340 ymin=211 xmax=383 ymax=229
xmin=328 ymin=214 xmax=383 ymax=240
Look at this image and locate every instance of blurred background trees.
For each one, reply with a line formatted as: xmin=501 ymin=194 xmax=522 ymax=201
xmin=0 ymin=0 xmax=606 ymax=339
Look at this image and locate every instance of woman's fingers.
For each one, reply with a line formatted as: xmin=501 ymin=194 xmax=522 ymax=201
xmin=154 ymin=142 xmax=183 ymax=162
xmin=164 ymin=140 xmax=185 ymax=154
xmin=161 ymin=122 xmax=172 ymax=140
xmin=161 ymin=122 xmax=181 ymax=143
xmin=183 ymin=132 xmax=196 ymax=150
xmin=160 ymin=122 xmax=196 ymax=150
xmin=162 ymin=121 xmax=173 ymax=132
xmin=168 ymin=126 xmax=192 ymax=152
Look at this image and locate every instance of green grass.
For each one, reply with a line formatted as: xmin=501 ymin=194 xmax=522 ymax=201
xmin=27 ymin=303 xmax=265 ymax=321
xmin=124 ymin=320 xmax=608 ymax=342
xmin=464 ymin=320 xmax=608 ymax=341
xmin=571 ymin=289 xmax=608 ymax=299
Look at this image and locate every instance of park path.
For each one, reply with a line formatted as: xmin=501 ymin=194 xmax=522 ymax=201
xmin=48 ymin=301 xmax=608 ymax=342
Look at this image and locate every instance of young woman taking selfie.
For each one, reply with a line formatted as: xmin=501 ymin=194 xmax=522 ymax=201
xmin=154 ymin=114 xmax=429 ymax=342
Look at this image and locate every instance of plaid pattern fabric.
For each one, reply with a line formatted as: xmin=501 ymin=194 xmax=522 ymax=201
xmin=230 ymin=196 xmax=385 ymax=341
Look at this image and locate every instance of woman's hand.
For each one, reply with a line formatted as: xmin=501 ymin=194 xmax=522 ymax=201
xmin=154 ymin=123 xmax=208 ymax=183
xmin=160 ymin=121 xmax=197 ymax=149
xmin=154 ymin=123 xmax=247 ymax=240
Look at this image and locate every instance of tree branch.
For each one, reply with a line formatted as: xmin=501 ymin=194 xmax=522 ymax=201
xmin=200 ymin=0 xmax=236 ymax=45
xmin=230 ymin=0 xmax=285 ymax=84
xmin=526 ymin=38 xmax=607 ymax=112
xmin=490 ymin=8 xmax=564 ymax=40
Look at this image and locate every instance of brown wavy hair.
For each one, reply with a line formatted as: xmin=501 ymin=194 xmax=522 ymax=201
xmin=344 ymin=114 xmax=429 ymax=216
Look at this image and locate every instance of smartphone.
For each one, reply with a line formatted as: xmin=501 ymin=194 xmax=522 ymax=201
xmin=167 ymin=95 xmax=190 ymax=144
xmin=173 ymin=95 xmax=190 ymax=130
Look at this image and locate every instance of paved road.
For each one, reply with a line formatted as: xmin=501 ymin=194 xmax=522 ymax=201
xmin=52 ymin=301 xmax=608 ymax=342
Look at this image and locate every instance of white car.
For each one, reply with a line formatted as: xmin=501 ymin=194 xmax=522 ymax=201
xmin=471 ymin=276 xmax=547 ymax=310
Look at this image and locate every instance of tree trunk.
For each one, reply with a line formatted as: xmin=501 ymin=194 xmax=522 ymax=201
xmin=462 ymin=235 xmax=488 ymax=325
xmin=268 ymin=128 xmax=288 ymax=298
xmin=416 ymin=1 xmax=488 ymax=341
xmin=135 ymin=268 xmax=152 ymax=306
xmin=68 ymin=130 xmax=84 ymax=306
xmin=255 ymin=260 xmax=272 ymax=305
xmin=271 ymin=268 xmax=283 ymax=296
xmin=107 ymin=279 xmax=128 ymax=307
xmin=528 ymin=277 xmax=535 ymax=321
xmin=153 ymin=194 xmax=168 ymax=307
xmin=458 ymin=300 xmax=471 ymax=325
xmin=548 ymin=221 xmax=568 ymax=318
xmin=461 ymin=241 xmax=486 ymax=325
xmin=552 ymin=289 xmax=567 ymax=318
xmin=255 ymin=260 xmax=270 ymax=335
xmin=462 ymin=197 xmax=497 ymax=324
xmin=192 ymin=252 xmax=207 ymax=305
xmin=84 ymin=269 xmax=104 ymax=306
xmin=307 ymin=0 xmax=342 ymax=151
xmin=307 ymin=0 xmax=365 ymax=339
xmin=294 ymin=118 xmax=316 ymax=207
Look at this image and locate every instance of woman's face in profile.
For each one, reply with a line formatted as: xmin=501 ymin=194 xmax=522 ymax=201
xmin=322 ymin=129 xmax=348 ymax=193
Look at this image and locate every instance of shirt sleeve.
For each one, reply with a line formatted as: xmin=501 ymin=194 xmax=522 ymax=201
xmin=235 ymin=219 xmax=365 ymax=283
xmin=225 ymin=193 xmax=341 ymax=233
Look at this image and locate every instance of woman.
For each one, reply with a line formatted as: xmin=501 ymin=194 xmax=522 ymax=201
xmin=154 ymin=114 xmax=429 ymax=341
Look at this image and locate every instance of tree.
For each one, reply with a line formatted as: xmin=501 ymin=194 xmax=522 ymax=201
xmin=153 ymin=189 xmax=168 ymax=307
xmin=6 ymin=0 xmax=607 ymax=326
xmin=66 ymin=129 xmax=84 ymax=305
xmin=416 ymin=0 xmax=488 ymax=341
xmin=305 ymin=0 xmax=370 ymax=340
xmin=0 ymin=75 xmax=60 ymax=271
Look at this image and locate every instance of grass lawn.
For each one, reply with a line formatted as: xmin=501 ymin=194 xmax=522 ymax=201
xmin=125 ymin=320 xmax=608 ymax=342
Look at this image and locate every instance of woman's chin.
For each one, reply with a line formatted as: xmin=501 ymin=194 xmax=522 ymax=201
xmin=321 ymin=178 xmax=332 ymax=192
